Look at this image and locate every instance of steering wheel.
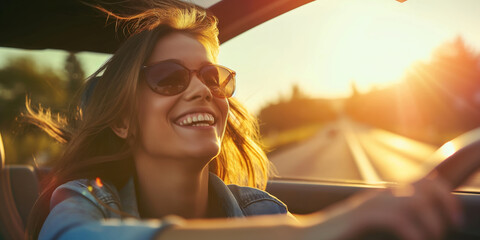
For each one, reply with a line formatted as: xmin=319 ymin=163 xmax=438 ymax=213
xmin=425 ymin=127 xmax=480 ymax=238
xmin=361 ymin=127 xmax=480 ymax=240
xmin=426 ymin=127 xmax=480 ymax=190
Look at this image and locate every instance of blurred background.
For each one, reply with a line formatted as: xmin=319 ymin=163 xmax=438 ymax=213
xmin=1 ymin=0 xmax=480 ymax=187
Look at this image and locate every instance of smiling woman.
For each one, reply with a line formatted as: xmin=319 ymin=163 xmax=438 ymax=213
xmin=22 ymin=1 xmax=276 ymax=239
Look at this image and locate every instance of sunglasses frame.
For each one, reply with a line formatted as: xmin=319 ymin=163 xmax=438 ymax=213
xmin=142 ymin=60 xmax=236 ymax=98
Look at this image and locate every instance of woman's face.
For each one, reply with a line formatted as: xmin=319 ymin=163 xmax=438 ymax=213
xmin=133 ymin=32 xmax=229 ymax=165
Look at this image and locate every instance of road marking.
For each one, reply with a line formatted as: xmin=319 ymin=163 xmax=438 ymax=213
xmin=341 ymin=119 xmax=382 ymax=183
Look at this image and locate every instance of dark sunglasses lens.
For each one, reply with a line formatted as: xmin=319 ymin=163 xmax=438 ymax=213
xmin=145 ymin=63 xmax=189 ymax=95
xmin=200 ymin=66 xmax=235 ymax=98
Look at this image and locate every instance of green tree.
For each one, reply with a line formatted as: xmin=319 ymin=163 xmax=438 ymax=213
xmin=0 ymin=57 xmax=66 ymax=129
xmin=259 ymin=84 xmax=336 ymax=136
xmin=65 ymin=52 xmax=85 ymax=95
xmin=350 ymin=81 xmax=360 ymax=98
xmin=0 ymin=54 xmax=85 ymax=164
xmin=290 ymin=84 xmax=306 ymax=100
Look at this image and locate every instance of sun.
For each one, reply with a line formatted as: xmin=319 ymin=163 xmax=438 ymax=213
xmin=323 ymin=0 xmax=444 ymax=92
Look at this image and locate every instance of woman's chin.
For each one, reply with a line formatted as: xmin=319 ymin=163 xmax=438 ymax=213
xmin=182 ymin=144 xmax=221 ymax=162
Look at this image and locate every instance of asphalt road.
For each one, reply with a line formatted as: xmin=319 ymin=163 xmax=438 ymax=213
xmin=269 ymin=118 xmax=440 ymax=184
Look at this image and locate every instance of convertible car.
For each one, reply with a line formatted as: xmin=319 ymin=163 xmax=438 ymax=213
xmin=1 ymin=0 xmax=480 ymax=239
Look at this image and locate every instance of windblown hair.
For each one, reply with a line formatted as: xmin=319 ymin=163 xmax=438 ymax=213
xmin=25 ymin=0 xmax=270 ymax=238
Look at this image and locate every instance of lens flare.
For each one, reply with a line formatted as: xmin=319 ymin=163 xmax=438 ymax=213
xmin=438 ymin=141 xmax=457 ymax=159
xmin=95 ymin=177 xmax=103 ymax=188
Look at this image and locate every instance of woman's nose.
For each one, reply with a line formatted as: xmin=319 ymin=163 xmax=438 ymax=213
xmin=183 ymin=75 xmax=213 ymax=101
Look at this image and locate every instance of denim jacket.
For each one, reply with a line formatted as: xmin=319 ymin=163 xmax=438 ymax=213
xmin=39 ymin=173 xmax=290 ymax=240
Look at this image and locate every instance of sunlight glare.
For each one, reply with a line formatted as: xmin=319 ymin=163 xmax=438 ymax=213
xmin=325 ymin=0 xmax=441 ymax=92
xmin=438 ymin=141 xmax=457 ymax=159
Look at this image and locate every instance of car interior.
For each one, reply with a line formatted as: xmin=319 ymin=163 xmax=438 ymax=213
xmin=1 ymin=0 xmax=480 ymax=239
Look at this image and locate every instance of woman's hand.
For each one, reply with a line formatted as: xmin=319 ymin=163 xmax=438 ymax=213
xmin=307 ymin=177 xmax=463 ymax=240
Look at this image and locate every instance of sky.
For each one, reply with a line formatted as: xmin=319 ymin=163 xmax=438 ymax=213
xmin=1 ymin=0 xmax=480 ymax=113
xmin=218 ymin=0 xmax=480 ymax=111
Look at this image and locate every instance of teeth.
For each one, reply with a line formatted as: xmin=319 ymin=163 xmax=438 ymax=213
xmin=177 ymin=113 xmax=215 ymax=126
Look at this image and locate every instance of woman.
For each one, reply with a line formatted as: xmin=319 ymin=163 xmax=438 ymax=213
xmin=26 ymin=1 xmax=462 ymax=239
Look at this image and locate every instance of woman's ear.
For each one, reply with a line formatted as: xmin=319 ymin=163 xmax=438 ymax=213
xmin=111 ymin=118 xmax=130 ymax=139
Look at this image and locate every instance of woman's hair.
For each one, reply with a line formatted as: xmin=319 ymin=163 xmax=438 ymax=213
xmin=24 ymin=0 xmax=271 ymax=238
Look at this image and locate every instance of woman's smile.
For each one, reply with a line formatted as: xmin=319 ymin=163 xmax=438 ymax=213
xmin=175 ymin=111 xmax=216 ymax=128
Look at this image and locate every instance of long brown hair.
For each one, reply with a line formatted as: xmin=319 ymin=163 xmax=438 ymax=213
xmin=24 ymin=1 xmax=270 ymax=238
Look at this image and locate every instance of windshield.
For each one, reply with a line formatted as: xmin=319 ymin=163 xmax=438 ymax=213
xmin=218 ymin=0 xmax=480 ymax=189
xmin=1 ymin=0 xmax=480 ymax=190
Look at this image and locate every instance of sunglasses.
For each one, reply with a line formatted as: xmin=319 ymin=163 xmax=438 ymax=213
xmin=142 ymin=60 xmax=236 ymax=98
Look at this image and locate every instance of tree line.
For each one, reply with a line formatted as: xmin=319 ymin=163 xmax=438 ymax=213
xmin=0 ymin=53 xmax=84 ymax=165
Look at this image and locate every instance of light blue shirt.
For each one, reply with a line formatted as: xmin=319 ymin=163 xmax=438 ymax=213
xmin=39 ymin=173 xmax=290 ymax=240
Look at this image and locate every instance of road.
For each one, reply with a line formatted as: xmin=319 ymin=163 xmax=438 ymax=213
xmin=269 ymin=117 xmax=461 ymax=184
